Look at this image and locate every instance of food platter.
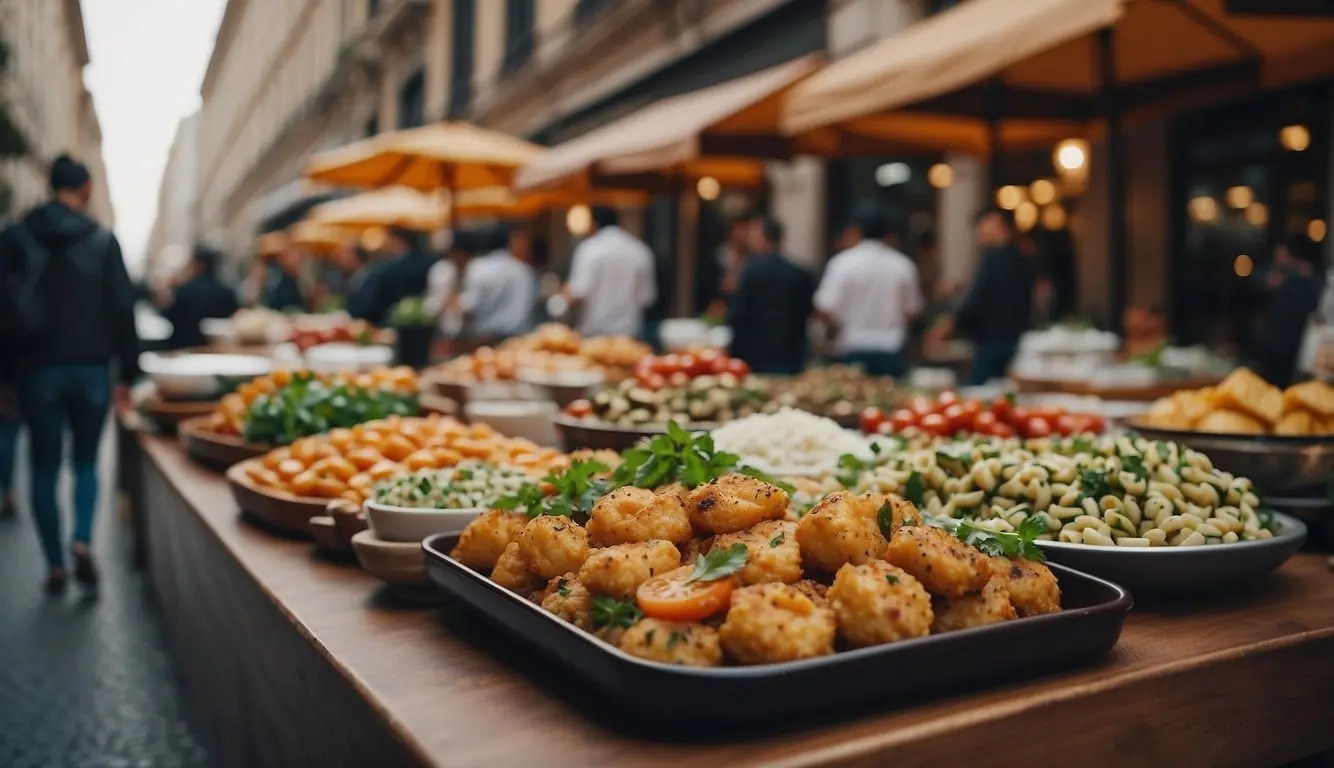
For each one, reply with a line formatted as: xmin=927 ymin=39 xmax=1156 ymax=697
xmin=1036 ymin=513 xmax=1307 ymax=595
xmin=179 ymin=416 xmax=269 ymax=470
xmin=422 ymin=533 xmax=1131 ymax=725
xmin=225 ymin=460 xmax=331 ymax=535
xmin=144 ymin=395 xmax=217 ymax=432
xmin=553 ymin=413 xmax=720 ymax=451
xmin=1127 ymin=418 xmax=1334 ymax=496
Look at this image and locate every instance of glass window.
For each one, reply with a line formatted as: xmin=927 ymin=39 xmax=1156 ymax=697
xmin=398 ymin=68 xmax=425 ymax=128
xmin=449 ymin=0 xmax=475 ymax=117
xmin=503 ymin=0 xmax=535 ymax=75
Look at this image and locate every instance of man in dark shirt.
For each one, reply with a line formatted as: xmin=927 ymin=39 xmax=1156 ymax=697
xmin=263 ymin=242 xmax=305 ymax=311
xmin=1258 ymin=236 xmax=1323 ymax=386
xmin=929 ymin=206 xmax=1035 ymax=385
xmin=161 ymin=246 xmax=239 ymax=349
xmin=727 ymin=217 xmax=815 ymax=375
xmin=348 ymin=228 xmax=435 ymax=325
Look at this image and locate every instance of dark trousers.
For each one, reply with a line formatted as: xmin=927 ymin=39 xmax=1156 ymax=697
xmin=967 ymin=341 xmax=1020 ymax=386
xmin=839 ymin=350 xmax=906 ymax=378
xmin=17 ymin=365 xmax=111 ymax=569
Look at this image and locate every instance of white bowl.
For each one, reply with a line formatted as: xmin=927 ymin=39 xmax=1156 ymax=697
xmin=464 ymin=399 xmax=559 ymax=446
xmin=139 ymin=352 xmax=272 ymax=401
xmin=304 ymin=343 xmax=395 ymax=373
xmin=363 ymin=500 xmax=487 ymax=543
xmin=201 ymin=317 xmax=235 ymax=344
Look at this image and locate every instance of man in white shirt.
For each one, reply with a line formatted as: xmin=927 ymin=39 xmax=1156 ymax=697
xmin=425 ymin=229 xmax=483 ymax=340
xmin=813 ymin=202 xmax=923 ymax=377
xmin=459 ymin=224 xmax=537 ymax=342
xmin=563 ymin=206 xmax=656 ymax=338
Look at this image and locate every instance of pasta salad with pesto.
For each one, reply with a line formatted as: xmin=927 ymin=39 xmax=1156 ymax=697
xmin=374 ymin=461 xmax=531 ymax=510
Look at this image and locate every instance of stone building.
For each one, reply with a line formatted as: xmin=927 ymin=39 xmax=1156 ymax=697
xmin=143 ymin=112 xmax=201 ymax=280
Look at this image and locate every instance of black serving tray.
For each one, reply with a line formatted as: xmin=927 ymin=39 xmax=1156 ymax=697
xmin=422 ymin=533 xmax=1133 ymax=726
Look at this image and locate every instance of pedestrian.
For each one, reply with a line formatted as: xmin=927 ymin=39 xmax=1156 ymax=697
xmin=727 ymin=217 xmax=815 ymax=375
xmin=813 ymin=201 xmax=923 ymax=377
xmin=0 ymin=155 xmax=140 ymax=593
xmin=562 ymin=206 xmax=656 ymax=338
xmin=349 ymin=227 xmax=434 ymax=325
xmin=263 ymin=242 xmax=305 ymax=311
xmin=160 ymin=246 xmax=239 ymax=349
xmin=459 ymin=223 xmax=538 ymax=344
xmin=928 ymin=206 xmax=1037 ymax=386
xmin=425 ymin=229 xmax=482 ymax=342
xmin=1256 ymin=236 xmax=1323 ymax=386
xmin=700 ymin=211 xmax=755 ymax=320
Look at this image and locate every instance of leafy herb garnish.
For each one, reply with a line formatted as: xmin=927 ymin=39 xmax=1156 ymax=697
xmin=612 ymin=421 xmax=793 ymax=493
xmin=591 ymin=597 xmax=642 ymax=629
xmin=1078 ymin=467 xmax=1116 ymax=500
xmin=903 ymin=471 xmax=926 ymax=507
xmin=556 ymin=578 xmax=570 ymax=597
xmin=666 ymin=631 xmax=684 ymax=649
xmin=495 ymin=458 xmax=610 ymax=521
xmin=1120 ymin=454 xmax=1149 ymax=481
xmin=682 ymin=543 xmax=748 ymax=584
xmin=876 ymin=502 xmax=894 ymax=539
xmin=885 ymin=574 xmax=900 ymax=585
xmin=769 ymin=532 xmax=785 ymax=548
xmin=928 ymin=515 xmax=1047 ymax=562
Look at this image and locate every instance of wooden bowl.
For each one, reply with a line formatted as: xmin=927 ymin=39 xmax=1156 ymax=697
xmin=144 ymin=395 xmax=217 ymax=432
xmin=309 ymin=499 xmax=368 ymax=554
xmin=552 ymin=414 xmax=719 ymax=452
xmin=226 ymin=460 xmax=331 ymax=536
xmin=351 ymin=530 xmax=434 ymax=589
xmin=179 ymin=416 xmax=270 ymax=471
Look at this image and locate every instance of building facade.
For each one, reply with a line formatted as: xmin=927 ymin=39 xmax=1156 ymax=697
xmin=0 ymin=0 xmax=112 ymax=224
xmin=144 ymin=112 xmax=201 ymax=280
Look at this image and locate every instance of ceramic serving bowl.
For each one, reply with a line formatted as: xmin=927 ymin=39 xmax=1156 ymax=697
xmin=140 ymin=352 xmax=272 ymax=401
xmin=464 ymin=399 xmax=560 ymax=447
xmin=362 ymin=499 xmax=487 ymax=543
xmin=304 ymin=343 xmax=395 ymax=373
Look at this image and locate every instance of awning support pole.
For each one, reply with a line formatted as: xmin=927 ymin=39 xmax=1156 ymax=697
xmin=1099 ymin=26 xmax=1128 ymax=334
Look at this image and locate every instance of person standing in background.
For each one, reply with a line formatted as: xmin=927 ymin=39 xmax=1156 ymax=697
xmin=0 ymin=390 xmax=18 ymax=519
xmin=264 ymin=243 xmax=305 ymax=311
xmin=159 ymin=246 xmax=239 ymax=349
xmin=459 ymin=223 xmax=538 ymax=344
xmin=813 ymin=202 xmax=923 ymax=377
xmin=699 ymin=212 xmax=754 ymax=320
xmin=426 ymin=229 xmax=482 ymax=343
xmin=563 ymin=206 xmax=656 ymax=338
xmin=0 ymin=155 xmax=140 ymax=593
xmin=928 ymin=207 xmax=1036 ymax=386
xmin=727 ymin=217 xmax=815 ymax=375
xmin=1257 ymin=236 xmax=1323 ymax=386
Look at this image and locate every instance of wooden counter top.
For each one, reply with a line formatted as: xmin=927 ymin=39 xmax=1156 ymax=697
xmin=138 ymin=434 xmax=1334 ymax=767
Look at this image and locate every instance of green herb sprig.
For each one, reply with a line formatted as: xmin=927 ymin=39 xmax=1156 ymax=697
xmin=927 ymin=514 xmax=1047 ymax=562
xmin=494 ymin=459 xmax=610 ymax=521
xmin=682 ymin=543 xmax=749 ymax=584
xmin=591 ymin=597 xmax=642 ymax=629
xmin=241 ymin=374 xmax=418 ymax=445
xmin=612 ymin=421 xmax=793 ymax=493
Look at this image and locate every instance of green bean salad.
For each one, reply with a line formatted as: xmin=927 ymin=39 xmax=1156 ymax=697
xmin=373 ymin=461 xmax=531 ymax=510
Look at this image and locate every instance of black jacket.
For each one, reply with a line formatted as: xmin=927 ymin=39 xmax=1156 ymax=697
xmin=264 ymin=267 xmax=304 ymax=311
xmin=727 ymin=252 xmax=815 ymax=374
xmin=349 ymin=250 xmax=436 ymax=325
xmin=162 ymin=273 xmax=239 ymax=349
xmin=956 ymin=244 xmax=1036 ymax=345
xmin=0 ymin=201 xmax=140 ymax=383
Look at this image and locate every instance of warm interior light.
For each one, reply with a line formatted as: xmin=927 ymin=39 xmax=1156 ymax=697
xmin=1014 ymin=201 xmax=1038 ymax=232
xmin=696 ymin=176 xmax=721 ymax=201
xmin=995 ymin=185 xmax=1024 ymax=210
xmin=1309 ymin=219 xmax=1327 ymax=242
xmin=1188 ymin=196 xmax=1219 ymax=224
xmin=1225 ymin=186 xmax=1254 ymax=210
xmin=1041 ymin=205 xmax=1067 ymax=230
xmin=1244 ymin=202 xmax=1268 ymax=227
xmin=1054 ymin=139 xmax=1087 ymax=172
xmin=566 ymin=205 xmax=592 ymax=236
xmin=1029 ymin=179 xmax=1058 ymax=205
xmin=360 ymin=226 xmax=387 ymax=252
xmin=1280 ymin=124 xmax=1311 ymax=152
xmin=1233 ymin=254 xmax=1254 ymax=278
xmin=927 ymin=163 xmax=954 ymax=189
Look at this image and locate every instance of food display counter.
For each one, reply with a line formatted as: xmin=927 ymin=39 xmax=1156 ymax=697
xmin=131 ymin=431 xmax=1334 ymax=768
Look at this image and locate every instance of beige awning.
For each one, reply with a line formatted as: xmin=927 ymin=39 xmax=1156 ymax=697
xmin=782 ymin=0 xmax=1334 ymax=151
xmin=513 ymin=54 xmax=824 ymax=193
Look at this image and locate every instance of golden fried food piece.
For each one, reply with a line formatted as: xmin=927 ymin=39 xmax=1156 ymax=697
xmin=678 ymin=536 xmax=713 ymax=564
xmin=449 ymin=509 xmax=528 ymax=571
xmin=1283 ymin=380 xmax=1334 ymax=417
xmin=618 ymin=618 xmax=723 ymax=667
xmin=578 ymin=540 xmax=681 ymax=599
xmin=1211 ymin=368 xmax=1282 ymax=425
xmin=931 ymin=577 xmax=1017 ymax=633
xmin=1275 ymin=409 xmax=1315 ymax=435
xmin=687 ymin=474 xmax=789 ymax=535
xmin=710 ymin=520 xmax=802 ymax=585
xmin=536 ymin=574 xmax=593 ymax=631
xmin=828 ymin=561 xmax=933 ymax=648
xmin=490 ymin=542 xmax=542 ymax=596
xmin=516 ymin=515 xmax=591 ymax=581
xmin=791 ymin=579 xmax=829 ymax=606
xmin=794 ymin=491 xmax=893 ymax=573
xmin=987 ymin=556 xmax=1062 ymax=617
xmin=884 ymin=525 xmax=990 ymax=598
xmin=719 ymin=583 xmax=836 ymax=665
xmin=1195 ymin=409 xmax=1266 ymax=435
xmin=586 ymin=486 xmax=693 ymax=546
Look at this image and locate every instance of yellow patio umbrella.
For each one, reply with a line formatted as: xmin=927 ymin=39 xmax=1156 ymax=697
xmin=305 ymin=122 xmax=545 ymax=192
xmin=306 ymin=187 xmax=447 ymax=232
xmin=255 ymin=231 xmax=288 ymax=259
xmin=288 ymin=221 xmax=353 ymax=255
xmin=449 ymin=186 xmax=652 ymax=218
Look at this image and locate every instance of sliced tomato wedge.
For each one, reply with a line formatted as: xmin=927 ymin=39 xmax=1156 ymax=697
xmin=637 ymin=567 xmax=734 ymax=622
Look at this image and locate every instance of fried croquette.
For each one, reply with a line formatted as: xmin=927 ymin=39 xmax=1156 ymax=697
xmin=987 ymin=555 xmax=1062 ymax=617
xmin=516 ymin=515 xmax=591 ymax=581
xmin=618 ymin=618 xmax=723 ymax=667
xmin=710 ymin=520 xmax=802 ymax=585
xmin=537 ymin=574 xmax=593 ymax=630
xmin=586 ymin=486 xmax=693 ymax=546
xmin=791 ymin=579 xmax=829 ymax=605
xmin=490 ymin=541 xmax=542 ymax=596
xmin=449 ymin=509 xmax=527 ymax=571
xmin=719 ymin=583 xmax=837 ymax=664
xmin=577 ymin=539 xmax=681 ymax=599
xmin=884 ymin=524 xmax=990 ymax=598
xmin=828 ymin=561 xmax=933 ymax=647
xmin=930 ymin=577 xmax=1017 ymax=633
xmin=687 ymin=474 xmax=789 ymax=535
xmin=794 ymin=491 xmax=892 ymax=573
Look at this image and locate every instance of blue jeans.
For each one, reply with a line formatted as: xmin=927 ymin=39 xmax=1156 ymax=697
xmin=839 ymin=351 xmax=906 ymax=378
xmin=0 ymin=414 xmax=19 ymax=495
xmin=968 ymin=341 xmax=1020 ymax=387
xmin=18 ymin=365 xmax=111 ymax=569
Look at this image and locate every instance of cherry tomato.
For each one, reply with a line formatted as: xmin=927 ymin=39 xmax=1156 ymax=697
xmin=651 ymin=355 xmax=680 ymax=375
xmin=676 ymin=355 xmax=698 ymax=378
xmin=907 ymin=396 xmax=935 ymax=416
xmin=860 ymin=407 xmax=888 ymax=435
xmin=991 ymin=393 xmax=1015 ymax=422
xmin=1055 ymin=414 xmax=1081 ymax=436
xmin=633 ymin=358 xmax=653 ymax=380
xmin=889 ymin=409 xmax=919 ymax=431
xmin=1030 ymin=406 xmax=1063 ymax=423
xmin=637 ymin=568 xmax=734 ymax=622
xmin=941 ymin=403 xmax=969 ymax=434
xmin=1024 ymin=416 xmax=1053 ymax=438
xmin=1008 ymin=407 xmax=1030 ymax=428
xmin=973 ymin=411 xmax=998 ymax=433
xmin=936 ymin=390 xmax=960 ymax=408
xmin=565 ymin=399 xmax=593 ymax=418
xmin=990 ymin=421 xmax=1017 ymax=438
xmin=708 ymin=355 xmax=731 ymax=375
xmin=725 ymin=359 xmax=750 ymax=378
xmin=1080 ymin=414 xmax=1107 ymax=434
xmin=693 ymin=349 xmax=721 ymax=375
xmin=919 ymin=412 xmax=950 ymax=437
xmin=643 ymin=373 xmax=667 ymax=391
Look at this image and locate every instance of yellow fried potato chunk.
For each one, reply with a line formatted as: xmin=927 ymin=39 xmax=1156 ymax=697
xmin=794 ymin=491 xmax=892 ymax=573
xmin=710 ymin=520 xmax=801 ymax=585
xmin=490 ymin=542 xmax=542 ymax=596
xmin=828 ymin=561 xmax=933 ymax=648
xmin=687 ymin=474 xmax=789 ymax=535
xmin=586 ymin=486 xmax=693 ymax=546
xmin=578 ymin=540 xmax=681 ymax=599
xmin=791 ymin=578 xmax=829 ymax=606
xmin=931 ymin=577 xmax=1017 ymax=634
xmin=987 ymin=556 xmax=1062 ymax=617
xmin=449 ymin=509 xmax=527 ymax=571
xmin=536 ymin=574 xmax=593 ymax=631
xmin=719 ymin=583 xmax=836 ymax=665
xmin=618 ymin=618 xmax=723 ymax=667
xmin=516 ymin=515 xmax=591 ymax=581
xmin=884 ymin=525 xmax=990 ymax=598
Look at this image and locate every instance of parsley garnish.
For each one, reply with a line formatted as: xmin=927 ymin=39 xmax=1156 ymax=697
xmin=885 ymin=574 xmax=900 ymax=585
xmin=666 ymin=631 xmax=684 ymax=649
xmin=645 ymin=629 xmax=656 ymax=645
xmin=1078 ymin=467 xmax=1116 ymax=500
xmin=682 ymin=543 xmax=748 ymax=584
xmin=495 ymin=459 xmax=610 ymax=521
xmin=591 ymin=597 xmax=642 ymax=629
xmin=612 ymin=421 xmax=793 ymax=493
xmin=876 ymin=502 xmax=894 ymax=539
xmin=928 ymin=515 xmax=1047 ymax=562
xmin=903 ymin=471 xmax=926 ymax=507
xmin=1120 ymin=454 xmax=1149 ymax=481
xmin=769 ymin=532 xmax=785 ymax=548
xmin=556 ymin=578 xmax=570 ymax=597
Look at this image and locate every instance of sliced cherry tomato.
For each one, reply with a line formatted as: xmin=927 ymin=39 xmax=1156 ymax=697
xmin=889 ymin=408 xmax=919 ymax=431
xmin=637 ymin=569 xmax=734 ymax=622
xmin=919 ymin=412 xmax=950 ymax=437
xmin=941 ymin=403 xmax=969 ymax=434
xmin=1024 ymin=416 xmax=1053 ymax=438
xmin=565 ymin=399 xmax=593 ymax=418
xmin=725 ymin=358 xmax=750 ymax=378
xmin=936 ymin=390 xmax=960 ymax=408
xmin=907 ymin=396 xmax=935 ymax=416
xmin=860 ymin=407 xmax=888 ymax=435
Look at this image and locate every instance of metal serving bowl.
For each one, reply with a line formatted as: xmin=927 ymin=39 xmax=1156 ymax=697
xmin=1127 ymin=419 xmax=1334 ymax=498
